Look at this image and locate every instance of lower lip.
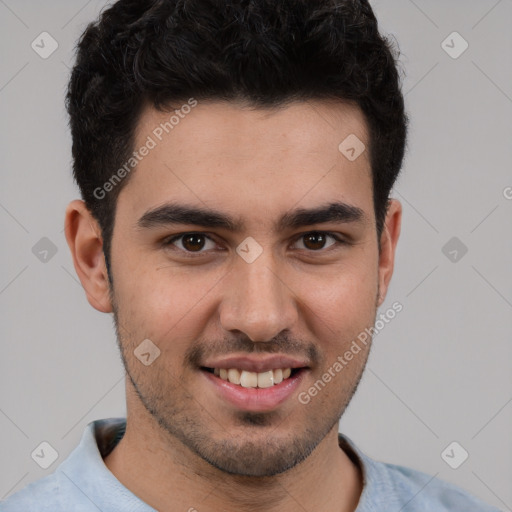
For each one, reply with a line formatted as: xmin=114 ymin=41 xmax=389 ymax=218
xmin=202 ymin=369 xmax=307 ymax=412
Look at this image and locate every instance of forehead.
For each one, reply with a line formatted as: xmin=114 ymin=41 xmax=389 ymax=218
xmin=119 ymin=99 xmax=373 ymax=227
xmin=135 ymin=98 xmax=369 ymax=160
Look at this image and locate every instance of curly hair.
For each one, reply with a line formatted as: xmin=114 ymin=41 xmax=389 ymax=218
xmin=66 ymin=0 xmax=408 ymax=274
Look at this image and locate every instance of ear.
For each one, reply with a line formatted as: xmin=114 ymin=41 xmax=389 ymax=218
xmin=376 ymin=199 xmax=402 ymax=308
xmin=64 ymin=200 xmax=113 ymax=313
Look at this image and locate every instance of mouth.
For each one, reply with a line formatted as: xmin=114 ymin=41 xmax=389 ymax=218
xmin=201 ymin=366 xmax=301 ymax=388
xmin=200 ymin=365 xmax=308 ymax=412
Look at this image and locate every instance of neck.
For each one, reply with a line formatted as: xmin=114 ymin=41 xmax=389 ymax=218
xmin=104 ymin=389 xmax=363 ymax=512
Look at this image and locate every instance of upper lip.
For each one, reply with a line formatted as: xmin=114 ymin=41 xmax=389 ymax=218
xmin=202 ymin=355 xmax=310 ymax=373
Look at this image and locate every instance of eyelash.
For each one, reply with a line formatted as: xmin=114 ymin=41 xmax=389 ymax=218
xmin=162 ymin=231 xmax=347 ymax=257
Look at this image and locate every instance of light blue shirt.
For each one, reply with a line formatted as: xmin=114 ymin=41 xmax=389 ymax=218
xmin=1 ymin=417 xmax=500 ymax=511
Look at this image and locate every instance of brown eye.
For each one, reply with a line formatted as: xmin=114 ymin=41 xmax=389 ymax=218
xmin=295 ymin=231 xmax=350 ymax=253
xmin=165 ymin=232 xmax=217 ymax=254
xmin=303 ymin=232 xmax=328 ymax=250
xmin=295 ymin=232 xmax=342 ymax=251
xmin=181 ymin=234 xmax=206 ymax=251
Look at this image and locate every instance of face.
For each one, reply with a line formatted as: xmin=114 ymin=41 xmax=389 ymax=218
xmin=81 ymin=100 xmax=399 ymax=477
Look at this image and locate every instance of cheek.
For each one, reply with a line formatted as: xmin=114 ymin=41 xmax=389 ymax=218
xmin=112 ymin=231 xmax=378 ymax=349
xmin=113 ymin=256 xmax=224 ymax=348
xmin=298 ymin=257 xmax=378 ymax=340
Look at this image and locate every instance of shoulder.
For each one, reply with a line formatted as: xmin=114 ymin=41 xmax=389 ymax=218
xmin=339 ymin=434 xmax=501 ymax=511
xmin=379 ymin=460 xmax=500 ymax=510
xmin=1 ymin=418 xmax=129 ymax=512
xmin=0 ymin=471 xmax=93 ymax=512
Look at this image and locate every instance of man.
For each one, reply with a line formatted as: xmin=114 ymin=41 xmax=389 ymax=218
xmin=1 ymin=0 xmax=500 ymax=510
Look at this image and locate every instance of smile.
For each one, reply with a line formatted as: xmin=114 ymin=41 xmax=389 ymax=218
xmin=205 ymin=367 xmax=294 ymax=388
xmin=201 ymin=366 xmax=307 ymax=412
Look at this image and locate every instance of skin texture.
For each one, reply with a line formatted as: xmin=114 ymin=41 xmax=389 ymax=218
xmin=65 ymin=99 xmax=402 ymax=512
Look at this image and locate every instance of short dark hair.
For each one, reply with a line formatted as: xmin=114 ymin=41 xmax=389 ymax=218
xmin=66 ymin=0 xmax=408 ymax=276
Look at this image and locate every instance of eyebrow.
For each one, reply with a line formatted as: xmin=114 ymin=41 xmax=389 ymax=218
xmin=137 ymin=200 xmax=367 ymax=233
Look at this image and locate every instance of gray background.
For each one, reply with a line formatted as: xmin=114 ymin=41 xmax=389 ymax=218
xmin=1 ymin=0 xmax=511 ymax=509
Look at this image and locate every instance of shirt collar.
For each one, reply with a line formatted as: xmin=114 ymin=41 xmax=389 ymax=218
xmin=64 ymin=417 xmax=383 ymax=511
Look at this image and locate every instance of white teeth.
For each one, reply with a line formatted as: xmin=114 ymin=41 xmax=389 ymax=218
xmin=227 ymin=368 xmax=241 ymax=385
xmin=213 ymin=367 xmax=294 ymax=388
xmin=273 ymin=368 xmax=283 ymax=384
xmin=240 ymin=370 xmax=258 ymax=388
xmin=257 ymin=370 xmax=274 ymax=388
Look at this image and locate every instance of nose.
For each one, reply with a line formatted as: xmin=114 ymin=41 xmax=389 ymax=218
xmin=219 ymin=250 xmax=298 ymax=343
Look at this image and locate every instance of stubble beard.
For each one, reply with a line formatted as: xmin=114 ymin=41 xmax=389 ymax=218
xmin=110 ymin=287 xmax=377 ymax=477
